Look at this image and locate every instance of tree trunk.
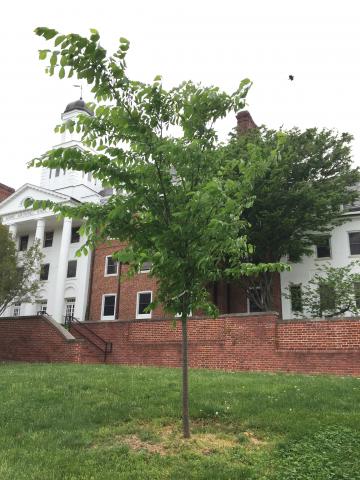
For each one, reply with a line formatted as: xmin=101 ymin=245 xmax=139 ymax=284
xmin=181 ymin=315 xmax=190 ymax=438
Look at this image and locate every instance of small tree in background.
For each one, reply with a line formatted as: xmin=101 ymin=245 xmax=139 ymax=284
xmin=224 ymin=126 xmax=360 ymax=311
xmin=0 ymin=224 xmax=43 ymax=316
xmin=285 ymin=261 xmax=360 ymax=318
xmin=28 ymin=27 xmax=286 ymax=437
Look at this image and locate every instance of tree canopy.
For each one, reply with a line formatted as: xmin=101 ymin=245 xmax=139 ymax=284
xmin=224 ymin=126 xmax=360 ymax=310
xmin=0 ymin=224 xmax=43 ymax=316
xmin=29 ymin=27 xmax=285 ymax=437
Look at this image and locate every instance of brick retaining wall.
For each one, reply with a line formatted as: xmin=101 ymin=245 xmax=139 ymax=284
xmin=1 ymin=314 xmax=359 ymax=375
xmin=0 ymin=315 xmax=102 ymax=363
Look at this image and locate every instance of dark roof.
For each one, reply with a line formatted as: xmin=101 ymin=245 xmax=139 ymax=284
xmin=0 ymin=182 xmax=15 ymax=193
xmin=63 ymin=98 xmax=93 ymax=116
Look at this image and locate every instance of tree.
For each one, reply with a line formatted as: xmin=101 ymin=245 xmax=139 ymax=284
xmin=224 ymin=126 xmax=360 ymax=311
xmin=0 ymin=224 xmax=44 ymax=316
xmin=285 ymin=261 xmax=360 ymax=318
xmin=29 ymin=27 xmax=283 ymax=438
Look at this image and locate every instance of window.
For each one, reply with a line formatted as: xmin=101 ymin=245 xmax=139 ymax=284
xmin=19 ymin=235 xmax=28 ymax=251
xmin=40 ymin=263 xmax=50 ymax=281
xmin=349 ymin=232 xmax=360 ymax=255
xmin=43 ymin=231 xmax=54 ymax=248
xmin=290 ymin=284 xmax=303 ymax=313
xmin=319 ymin=283 xmax=336 ymax=315
xmin=102 ymin=294 xmax=117 ymax=320
xmin=315 ymin=236 xmax=331 ymax=258
xmin=136 ymin=291 xmax=152 ymax=319
xmin=105 ymin=256 xmax=118 ymax=276
xmin=354 ymin=282 xmax=360 ymax=309
xmin=55 ymin=168 xmax=60 ymax=177
xmin=64 ymin=297 xmax=76 ymax=319
xmin=71 ymin=227 xmax=80 ymax=243
xmin=67 ymin=260 xmax=77 ymax=278
xmin=247 ymin=287 xmax=264 ymax=313
xmin=13 ymin=302 xmax=21 ymax=317
xmin=140 ymin=261 xmax=153 ymax=273
xmin=38 ymin=300 xmax=47 ymax=313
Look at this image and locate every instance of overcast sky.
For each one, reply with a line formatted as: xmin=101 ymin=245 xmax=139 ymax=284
xmin=1 ymin=0 xmax=359 ymax=189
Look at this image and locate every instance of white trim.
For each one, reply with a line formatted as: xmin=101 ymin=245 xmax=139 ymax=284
xmin=104 ymin=255 xmax=119 ymax=277
xmin=136 ymin=291 xmax=152 ymax=319
xmin=348 ymin=230 xmax=360 ymax=256
xmin=101 ymin=293 xmax=117 ymax=320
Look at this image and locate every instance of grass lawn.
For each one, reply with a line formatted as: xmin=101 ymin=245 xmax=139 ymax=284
xmin=0 ymin=363 xmax=359 ymax=480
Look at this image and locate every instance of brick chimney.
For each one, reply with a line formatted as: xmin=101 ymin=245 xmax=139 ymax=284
xmin=236 ymin=111 xmax=257 ymax=134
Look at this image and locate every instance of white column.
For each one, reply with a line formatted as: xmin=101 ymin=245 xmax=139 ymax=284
xmin=24 ymin=219 xmax=46 ymax=316
xmin=53 ymin=217 xmax=72 ymax=323
xmin=34 ymin=218 xmax=45 ymax=246
xmin=8 ymin=224 xmax=17 ymax=239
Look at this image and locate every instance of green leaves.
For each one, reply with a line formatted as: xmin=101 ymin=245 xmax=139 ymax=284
xmin=35 ymin=27 xmax=58 ymax=40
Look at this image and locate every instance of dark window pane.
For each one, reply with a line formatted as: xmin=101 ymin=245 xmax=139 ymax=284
xmin=19 ymin=236 xmax=28 ymax=251
xmin=290 ymin=285 xmax=302 ymax=312
xmin=315 ymin=236 xmax=331 ymax=258
xmin=40 ymin=263 xmax=50 ymax=281
xmin=43 ymin=231 xmax=54 ymax=248
xmin=141 ymin=261 xmax=153 ymax=272
xmin=67 ymin=260 xmax=77 ymax=278
xmin=106 ymin=257 xmax=117 ymax=275
xmin=138 ymin=293 xmax=152 ymax=315
xmin=103 ymin=295 xmax=116 ymax=316
xmin=349 ymin=232 xmax=360 ymax=255
xmin=71 ymin=227 xmax=80 ymax=243
xmin=354 ymin=282 xmax=360 ymax=308
xmin=319 ymin=283 xmax=336 ymax=314
xmin=248 ymin=288 xmax=264 ymax=313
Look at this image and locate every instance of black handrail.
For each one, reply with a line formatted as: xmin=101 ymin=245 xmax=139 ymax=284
xmin=64 ymin=314 xmax=112 ymax=361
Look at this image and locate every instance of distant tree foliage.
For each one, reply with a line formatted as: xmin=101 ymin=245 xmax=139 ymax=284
xmin=0 ymin=224 xmax=43 ymax=315
xmin=224 ymin=126 xmax=360 ymax=311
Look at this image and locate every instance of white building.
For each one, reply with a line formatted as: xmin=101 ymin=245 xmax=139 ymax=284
xmin=0 ymin=99 xmax=104 ymax=323
xmin=280 ymin=206 xmax=360 ymax=319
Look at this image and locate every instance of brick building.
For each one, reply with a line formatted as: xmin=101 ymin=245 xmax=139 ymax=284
xmin=0 ymin=182 xmax=14 ymax=203
xmin=86 ymin=239 xmax=282 ymax=322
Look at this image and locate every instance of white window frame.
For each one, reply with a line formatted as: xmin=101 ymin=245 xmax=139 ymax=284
xmin=104 ymin=255 xmax=119 ymax=277
xmin=64 ymin=297 xmax=76 ymax=319
xmin=101 ymin=294 xmax=117 ymax=320
xmin=136 ymin=291 xmax=152 ymax=319
xmin=13 ymin=302 xmax=21 ymax=317
xmin=140 ymin=261 xmax=152 ymax=273
xmin=38 ymin=300 xmax=48 ymax=314
xmin=348 ymin=230 xmax=360 ymax=257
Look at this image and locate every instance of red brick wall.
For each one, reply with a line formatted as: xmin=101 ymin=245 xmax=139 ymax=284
xmin=88 ymin=241 xmax=166 ymax=321
xmin=4 ymin=314 xmax=359 ymax=376
xmin=0 ymin=315 xmax=102 ymax=363
xmin=0 ymin=182 xmax=14 ymax=202
xmin=276 ymin=318 xmax=360 ymax=351
xmin=80 ymin=314 xmax=360 ymax=375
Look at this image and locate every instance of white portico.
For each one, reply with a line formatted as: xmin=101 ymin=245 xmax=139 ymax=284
xmin=0 ymin=98 xmax=104 ymax=323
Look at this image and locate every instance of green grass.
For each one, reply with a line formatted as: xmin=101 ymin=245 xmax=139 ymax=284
xmin=0 ymin=363 xmax=359 ymax=479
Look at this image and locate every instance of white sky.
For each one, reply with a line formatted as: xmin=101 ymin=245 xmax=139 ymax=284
xmin=1 ymin=0 xmax=359 ymax=189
